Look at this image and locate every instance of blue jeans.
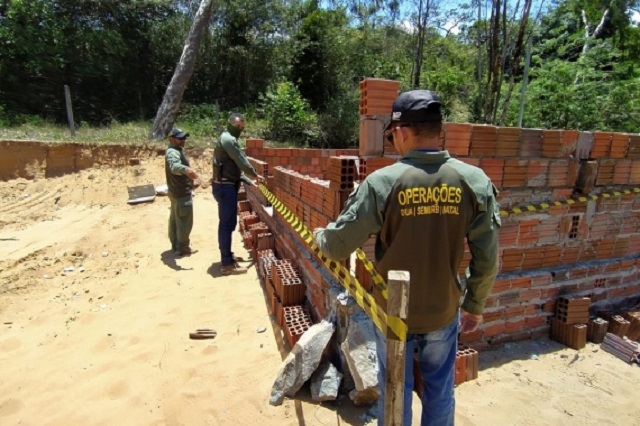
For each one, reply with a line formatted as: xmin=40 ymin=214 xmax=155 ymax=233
xmin=376 ymin=315 xmax=458 ymax=426
xmin=212 ymin=183 xmax=238 ymax=266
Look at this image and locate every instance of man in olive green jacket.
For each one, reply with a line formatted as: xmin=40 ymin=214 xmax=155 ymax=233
xmin=166 ymin=128 xmax=199 ymax=256
xmin=314 ymin=90 xmax=500 ymax=426
xmin=212 ymin=113 xmax=263 ymax=275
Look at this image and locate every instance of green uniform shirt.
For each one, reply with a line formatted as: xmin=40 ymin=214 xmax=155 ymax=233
xmin=212 ymin=130 xmax=258 ymax=185
xmin=165 ymin=143 xmax=192 ymax=198
xmin=314 ymin=150 xmax=500 ymax=334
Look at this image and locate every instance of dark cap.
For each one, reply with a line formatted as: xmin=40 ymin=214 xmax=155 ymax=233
xmin=384 ymin=90 xmax=442 ymax=131
xmin=169 ymin=128 xmax=189 ymax=139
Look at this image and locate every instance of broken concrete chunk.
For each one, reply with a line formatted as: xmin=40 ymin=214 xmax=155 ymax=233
xmin=310 ymin=361 xmax=342 ymax=402
xmin=340 ymin=316 xmax=380 ymax=406
xmin=269 ymin=320 xmax=335 ymax=406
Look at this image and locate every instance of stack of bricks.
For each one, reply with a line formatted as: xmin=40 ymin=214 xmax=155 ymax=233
xmin=550 ymin=296 xmax=590 ymax=350
xmin=246 ymin=157 xmax=270 ymax=206
xmin=496 ymin=127 xmax=520 ymax=156
xmin=244 ymin=141 xmax=358 ymax=178
xmin=600 ymin=333 xmax=638 ymax=363
xmin=600 ymin=313 xmax=631 ymax=338
xmin=596 ymin=159 xmax=615 ymax=186
xmin=469 ymin=125 xmax=497 ymax=156
xmin=628 ymin=134 xmax=640 ymax=158
xmin=239 ymin=211 xmax=260 ymax=249
xmin=328 ymin=156 xmax=357 ymax=192
xmin=283 ymin=305 xmax=313 ymax=347
xmin=454 ymin=344 xmax=479 ymax=386
xmin=360 ymin=157 xmax=396 ymax=178
xmin=591 ymin=132 xmax=612 ymax=158
xmin=587 ymin=317 xmax=609 ymax=343
xmin=355 ymin=237 xmax=376 ymax=293
xmin=542 ymin=130 xmax=564 ymax=158
xmin=238 ymin=200 xmax=252 ymax=213
xmin=239 ymin=211 xmax=259 ymax=233
xmin=271 ymin=166 xmax=347 ymax=233
xmin=502 ymin=159 xmax=528 ymax=188
xmin=623 ymin=311 xmax=640 ymax=341
xmin=267 ymin=259 xmax=312 ymax=347
xmin=248 ymin=222 xmax=269 ymax=245
xmin=480 ymin=158 xmax=504 ymax=188
xmin=238 ymin=184 xmax=247 ymax=201
xmin=251 ymin=228 xmax=274 ymax=261
xmin=519 ymin=128 xmax=543 ymax=157
xmin=359 ymin=78 xmax=399 ymax=157
xmin=257 ymin=249 xmax=277 ymax=284
xmin=359 ymin=78 xmax=398 ymax=117
xmin=271 ymin=260 xmax=304 ymax=324
xmin=610 ymin=133 xmax=630 ymax=158
xmin=248 ymin=156 xmax=269 ymax=180
xmin=443 ymin=123 xmax=472 ymax=156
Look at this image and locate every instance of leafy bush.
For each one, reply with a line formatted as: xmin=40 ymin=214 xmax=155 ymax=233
xmin=178 ymin=103 xmax=224 ymax=136
xmin=0 ymin=105 xmax=10 ymax=127
xmin=316 ymin=89 xmax=359 ymax=149
xmin=259 ymin=82 xmax=318 ymax=146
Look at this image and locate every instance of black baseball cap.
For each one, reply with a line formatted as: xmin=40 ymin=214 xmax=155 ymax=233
xmin=384 ymin=90 xmax=442 ymax=132
xmin=169 ymin=128 xmax=189 ymax=139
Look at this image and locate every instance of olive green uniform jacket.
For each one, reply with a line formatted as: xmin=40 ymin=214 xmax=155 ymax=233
xmin=212 ymin=130 xmax=258 ymax=185
xmin=314 ymin=150 xmax=500 ymax=334
xmin=165 ymin=143 xmax=193 ymax=198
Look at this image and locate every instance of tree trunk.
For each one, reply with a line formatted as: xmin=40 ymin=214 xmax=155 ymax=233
xmin=484 ymin=0 xmax=501 ymax=123
xmin=499 ymin=0 xmax=533 ymax=124
xmin=150 ymin=0 xmax=216 ymax=140
xmin=411 ymin=0 xmax=438 ymax=89
xmin=412 ymin=0 xmax=426 ymax=89
xmin=574 ymin=4 xmax=611 ymax=85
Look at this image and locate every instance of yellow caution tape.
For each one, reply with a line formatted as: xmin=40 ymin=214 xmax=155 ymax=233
xmin=499 ymin=188 xmax=640 ymax=217
xmin=259 ymin=184 xmax=407 ymax=341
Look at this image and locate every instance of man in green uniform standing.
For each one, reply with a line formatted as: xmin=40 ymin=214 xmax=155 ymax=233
xmin=212 ymin=113 xmax=264 ymax=275
xmin=166 ymin=128 xmax=199 ymax=256
xmin=314 ymin=90 xmax=500 ymax=425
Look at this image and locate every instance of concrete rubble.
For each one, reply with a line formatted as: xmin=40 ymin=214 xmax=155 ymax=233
xmin=340 ymin=313 xmax=380 ymax=406
xmin=310 ymin=361 xmax=342 ymax=402
xmin=269 ymin=320 xmax=335 ymax=406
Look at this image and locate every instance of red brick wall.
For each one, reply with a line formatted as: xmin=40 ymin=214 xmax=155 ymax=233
xmin=245 ymin=138 xmax=358 ymax=179
xmin=244 ymin=126 xmax=640 ymax=349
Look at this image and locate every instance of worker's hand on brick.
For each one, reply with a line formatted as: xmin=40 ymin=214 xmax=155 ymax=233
xmin=256 ymin=174 xmax=265 ymax=184
xmin=459 ymin=311 xmax=482 ymax=333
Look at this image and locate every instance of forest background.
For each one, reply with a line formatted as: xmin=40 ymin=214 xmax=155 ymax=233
xmin=1 ymin=0 xmax=639 ymax=148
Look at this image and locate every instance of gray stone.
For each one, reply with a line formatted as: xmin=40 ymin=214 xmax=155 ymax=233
xmin=340 ymin=316 xmax=380 ymax=406
xmin=269 ymin=320 xmax=335 ymax=406
xmin=310 ymin=361 xmax=342 ymax=402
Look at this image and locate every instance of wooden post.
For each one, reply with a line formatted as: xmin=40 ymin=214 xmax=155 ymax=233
xmin=64 ymin=85 xmax=75 ymax=137
xmin=384 ymin=270 xmax=410 ymax=426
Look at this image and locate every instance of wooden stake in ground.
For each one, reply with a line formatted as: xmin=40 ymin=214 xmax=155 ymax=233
xmin=384 ymin=270 xmax=410 ymax=426
xmin=64 ymin=85 xmax=75 ymax=137
xmin=150 ymin=0 xmax=216 ymax=140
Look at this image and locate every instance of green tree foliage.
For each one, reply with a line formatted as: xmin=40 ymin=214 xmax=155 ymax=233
xmin=290 ymin=6 xmax=350 ymax=112
xmin=259 ymin=81 xmax=318 ymax=145
xmin=0 ymin=0 xmax=172 ymax=124
xmin=1 ymin=0 xmax=639 ymax=140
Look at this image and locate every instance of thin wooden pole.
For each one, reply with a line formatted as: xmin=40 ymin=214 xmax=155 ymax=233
xmin=64 ymin=85 xmax=75 ymax=137
xmin=384 ymin=270 xmax=410 ymax=426
xmin=518 ymin=36 xmax=532 ymax=128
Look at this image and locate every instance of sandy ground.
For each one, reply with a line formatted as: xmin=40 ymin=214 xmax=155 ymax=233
xmin=1 ymin=151 xmax=639 ymax=426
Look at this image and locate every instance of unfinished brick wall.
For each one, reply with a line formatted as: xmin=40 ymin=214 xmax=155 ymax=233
xmin=245 ymin=124 xmax=640 ymax=350
xmin=244 ymin=138 xmax=358 ymax=179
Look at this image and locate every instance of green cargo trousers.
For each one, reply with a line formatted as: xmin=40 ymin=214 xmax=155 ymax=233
xmin=168 ymin=194 xmax=193 ymax=252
